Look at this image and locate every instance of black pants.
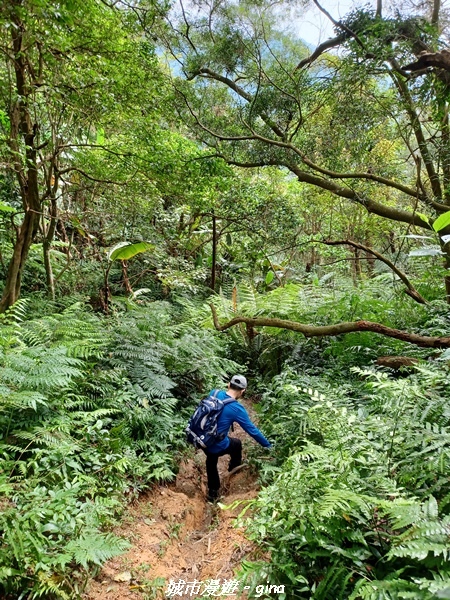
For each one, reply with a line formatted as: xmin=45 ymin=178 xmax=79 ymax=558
xmin=204 ymin=437 xmax=242 ymax=497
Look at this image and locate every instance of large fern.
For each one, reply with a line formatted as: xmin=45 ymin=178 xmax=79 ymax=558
xmin=243 ymin=364 xmax=450 ymax=599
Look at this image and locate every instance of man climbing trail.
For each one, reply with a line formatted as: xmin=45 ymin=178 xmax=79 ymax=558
xmin=201 ymin=375 xmax=272 ymax=503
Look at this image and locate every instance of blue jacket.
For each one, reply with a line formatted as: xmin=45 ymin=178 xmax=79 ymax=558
xmin=206 ymin=389 xmax=271 ymax=453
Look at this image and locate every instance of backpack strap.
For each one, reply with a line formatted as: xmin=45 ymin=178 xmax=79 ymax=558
xmin=222 ymin=396 xmax=237 ymax=405
xmin=208 ymin=390 xmax=236 ymax=405
xmin=210 ymin=389 xmax=220 ymax=400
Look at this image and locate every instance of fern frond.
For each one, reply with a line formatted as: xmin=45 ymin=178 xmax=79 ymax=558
xmin=65 ymin=532 xmax=130 ymax=568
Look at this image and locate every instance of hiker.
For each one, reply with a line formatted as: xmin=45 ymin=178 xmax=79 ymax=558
xmin=202 ymin=375 xmax=272 ymax=503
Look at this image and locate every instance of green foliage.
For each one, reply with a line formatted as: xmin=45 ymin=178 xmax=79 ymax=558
xmin=240 ymin=362 xmax=450 ymax=599
xmin=210 ymin=280 xmax=437 ymax=379
xmin=433 ymin=211 xmax=450 ymax=233
xmin=107 ymin=241 xmax=155 ymax=262
xmin=0 ymin=300 xmax=238 ymax=598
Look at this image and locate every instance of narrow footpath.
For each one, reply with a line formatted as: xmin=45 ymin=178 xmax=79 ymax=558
xmin=84 ymin=400 xmax=264 ymax=600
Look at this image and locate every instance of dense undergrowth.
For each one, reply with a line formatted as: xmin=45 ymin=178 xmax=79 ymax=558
xmin=2 ymin=280 xmax=450 ymax=600
xmin=0 ymin=299 xmax=239 ymax=599
xmin=224 ymin=286 xmax=450 ymax=599
xmin=239 ymin=365 xmax=450 ymax=599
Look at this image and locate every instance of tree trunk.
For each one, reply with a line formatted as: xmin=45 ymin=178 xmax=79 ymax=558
xmin=43 ymin=239 xmax=55 ymax=302
xmin=0 ymin=10 xmax=41 ymax=312
xmin=376 ymin=0 xmax=382 ymax=18
xmin=443 ymin=253 xmax=450 ymax=304
xmin=353 ymin=247 xmax=362 ymax=282
xmin=121 ymin=260 xmax=133 ymax=294
xmin=43 ymin=198 xmax=58 ymax=301
xmin=0 ymin=209 xmax=40 ymax=311
xmin=365 ymin=249 xmax=375 ymax=276
xmin=438 ymin=222 xmax=450 ymax=303
xmin=365 ymin=233 xmax=376 ymax=276
xmin=210 ymin=212 xmax=217 ymax=291
xmin=432 ymin=0 xmax=441 ymax=26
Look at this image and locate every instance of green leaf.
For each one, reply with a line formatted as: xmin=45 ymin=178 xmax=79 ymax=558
xmin=42 ymin=523 xmax=60 ymax=533
xmin=108 ymin=241 xmax=155 ymax=262
xmin=432 ymin=211 xmax=450 ymax=232
xmin=0 ymin=201 xmax=15 ymax=213
xmin=96 ymin=128 xmax=105 ymax=145
xmin=0 ymin=109 xmax=9 ymax=128
xmin=265 ymin=271 xmax=275 ymax=285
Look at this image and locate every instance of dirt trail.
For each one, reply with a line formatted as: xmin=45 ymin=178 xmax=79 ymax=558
xmin=84 ymin=400 xmax=263 ymax=600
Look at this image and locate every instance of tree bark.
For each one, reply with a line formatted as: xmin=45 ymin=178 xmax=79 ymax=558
xmin=43 ymin=197 xmax=58 ymax=301
xmin=352 ymin=246 xmax=362 ymax=282
xmin=432 ymin=0 xmax=441 ymax=27
xmin=376 ymin=0 xmax=382 ymax=18
xmin=0 ymin=210 xmax=40 ymax=311
xmin=365 ymin=246 xmax=376 ymax=276
xmin=209 ymin=304 xmax=450 ymax=348
xmin=0 ymin=6 xmax=41 ymax=312
xmin=210 ymin=212 xmax=217 ymax=291
xmin=121 ymin=260 xmax=133 ymax=294
xmin=173 ymin=13 xmax=450 ymax=301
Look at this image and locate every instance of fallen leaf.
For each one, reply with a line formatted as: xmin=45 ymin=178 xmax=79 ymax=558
xmin=114 ymin=571 xmax=132 ymax=583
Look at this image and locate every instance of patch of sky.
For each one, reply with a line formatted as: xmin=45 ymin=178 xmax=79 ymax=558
xmin=274 ymin=0 xmax=357 ymax=48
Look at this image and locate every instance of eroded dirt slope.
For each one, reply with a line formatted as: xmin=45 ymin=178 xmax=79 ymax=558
xmin=84 ymin=400 xmax=265 ymax=600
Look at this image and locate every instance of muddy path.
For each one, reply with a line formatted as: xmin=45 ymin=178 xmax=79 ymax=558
xmin=84 ymin=400 xmax=265 ymax=600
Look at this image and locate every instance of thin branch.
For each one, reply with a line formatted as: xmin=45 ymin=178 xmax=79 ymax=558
xmin=286 ymin=163 xmax=432 ymax=229
xmin=390 ymin=69 xmax=442 ymax=200
xmin=318 ymin=239 xmax=427 ymax=304
xmin=179 ymin=0 xmax=198 ymax=52
xmin=57 ymin=143 xmax=133 ymax=159
xmin=244 ymin=129 xmax=432 ymax=205
xmin=295 ymin=33 xmax=347 ymax=71
xmin=312 ymin=0 xmax=367 ymax=51
xmin=181 ymin=71 xmax=436 ymax=209
xmin=58 ymin=167 xmax=136 ymax=186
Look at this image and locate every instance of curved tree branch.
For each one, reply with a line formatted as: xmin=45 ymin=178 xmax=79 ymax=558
xmin=287 ymin=163 xmax=433 ymax=229
xmin=215 ymin=155 xmax=432 ymax=229
xmin=312 ymin=0 xmax=367 ymax=51
xmin=180 ymin=70 xmax=441 ymax=220
xmin=390 ymin=70 xmax=442 ymax=201
xmin=295 ymin=33 xmax=347 ymax=71
xmin=318 ymin=239 xmax=427 ymax=304
xmin=209 ymin=304 xmax=450 ymax=348
xmin=402 ymin=49 xmax=450 ymax=73
xmin=59 ymin=167 xmax=136 ymax=186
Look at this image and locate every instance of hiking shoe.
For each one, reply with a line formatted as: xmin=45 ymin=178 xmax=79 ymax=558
xmin=206 ymin=491 xmax=220 ymax=503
